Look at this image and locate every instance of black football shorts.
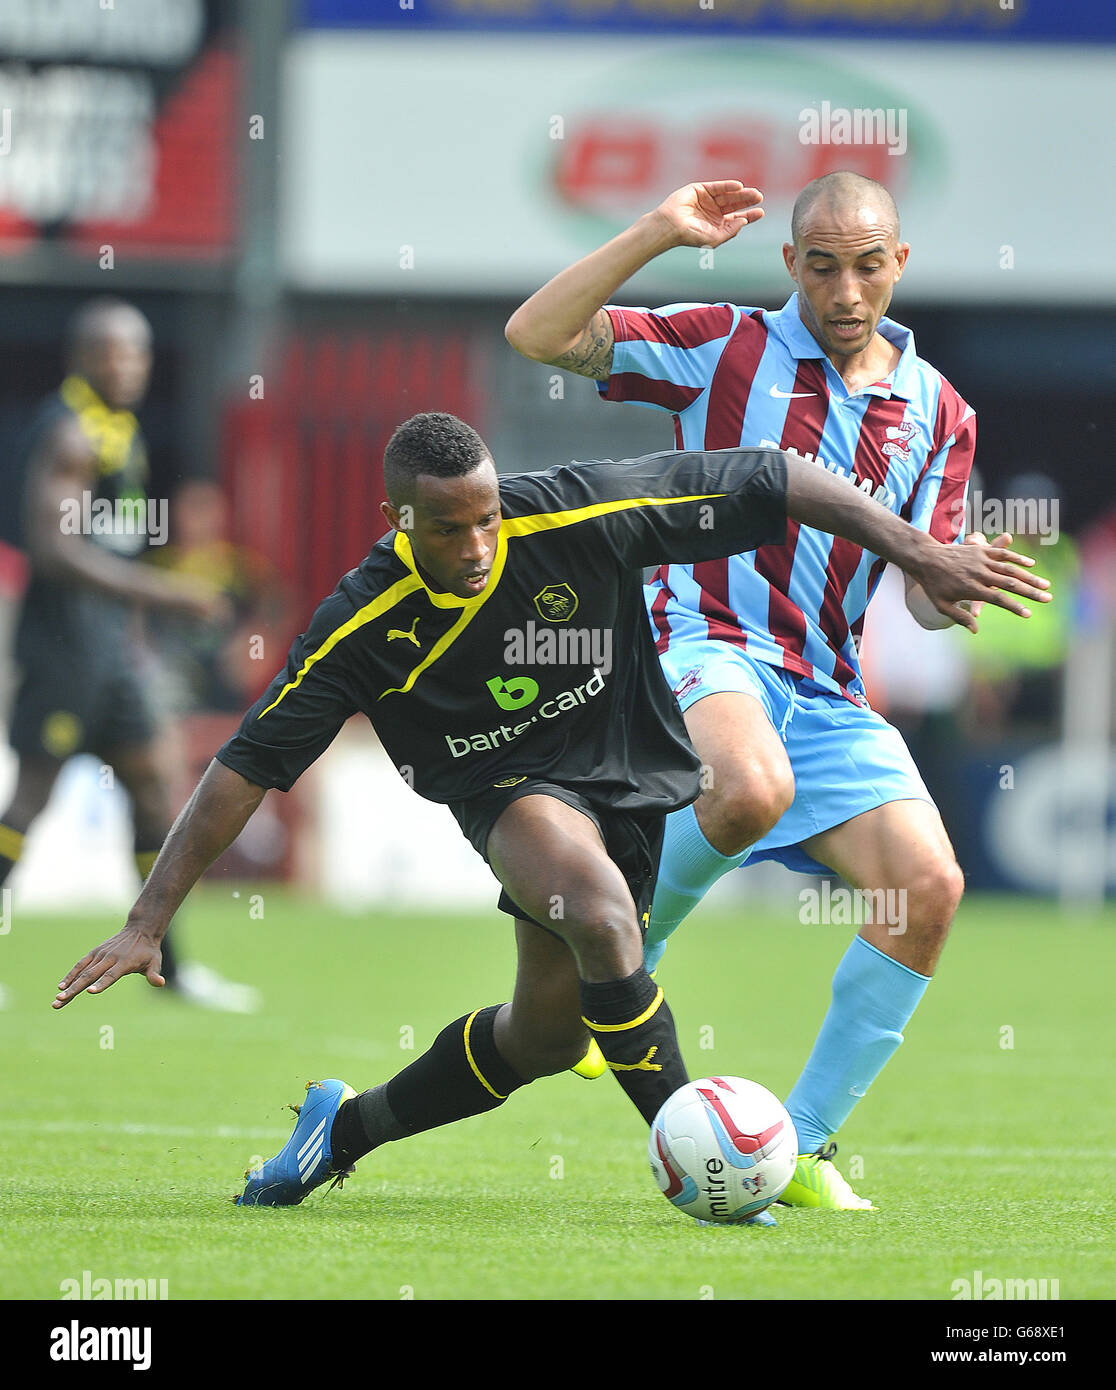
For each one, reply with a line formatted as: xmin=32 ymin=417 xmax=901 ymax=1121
xmin=450 ymin=777 xmax=665 ymax=935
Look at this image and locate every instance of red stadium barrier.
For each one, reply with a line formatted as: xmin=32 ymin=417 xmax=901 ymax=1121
xmin=220 ymin=323 xmax=481 ymax=622
xmin=211 ymin=322 xmax=478 ymax=883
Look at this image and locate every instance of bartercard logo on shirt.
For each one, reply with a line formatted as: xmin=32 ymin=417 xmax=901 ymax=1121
xmin=486 ymin=674 xmax=539 ymax=711
xmin=446 ymin=669 xmax=606 ymax=758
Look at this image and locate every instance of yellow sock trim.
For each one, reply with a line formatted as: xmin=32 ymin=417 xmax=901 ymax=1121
xmin=462 ymin=1008 xmax=506 ymax=1101
xmin=581 ymin=986 xmax=663 ymax=1033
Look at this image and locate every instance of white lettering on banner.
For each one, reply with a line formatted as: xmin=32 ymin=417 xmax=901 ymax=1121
xmin=0 ymin=67 xmax=154 ymax=222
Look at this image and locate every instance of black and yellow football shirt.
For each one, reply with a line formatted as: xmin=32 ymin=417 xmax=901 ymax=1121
xmin=10 ymin=377 xmax=155 ymax=759
xmin=215 ymin=449 xmax=787 ymax=815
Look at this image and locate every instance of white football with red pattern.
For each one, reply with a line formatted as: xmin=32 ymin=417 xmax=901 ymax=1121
xmin=649 ymin=1076 xmax=798 ymax=1223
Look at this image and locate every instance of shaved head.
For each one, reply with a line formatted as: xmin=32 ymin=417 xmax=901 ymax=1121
xmin=66 ymin=297 xmax=152 ymax=357
xmin=791 ymin=172 xmax=899 ymax=247
xmin=782 ymin=172 xmax=909 ymax=366
xmin=65 ymin=296 xmax=153 ymax=410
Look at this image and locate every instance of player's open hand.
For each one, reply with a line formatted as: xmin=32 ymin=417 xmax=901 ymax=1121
xmin=652 ymin=181 xmax=764 ymax=250
xmin=960 ymin=531 xmax=1015 ymax=621
xmin=916 ymin=533 xmax=1051 ymax=633
xmin=53 ymin=925 xmax=166 ymax=1008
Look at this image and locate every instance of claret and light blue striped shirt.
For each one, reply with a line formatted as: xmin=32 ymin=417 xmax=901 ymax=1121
xmin=600 ymin=293 xmax=975 ymax=704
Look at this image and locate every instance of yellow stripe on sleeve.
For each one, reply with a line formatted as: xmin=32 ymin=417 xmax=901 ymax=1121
xmin=257 ymin=573 xmax=425 ymax=720
xmin=502 ymin=493 xmax=727 ymax=541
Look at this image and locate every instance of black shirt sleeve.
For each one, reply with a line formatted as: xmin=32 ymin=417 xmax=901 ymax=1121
xmin=500 ymin=448 xmax=788 ymax=570
xmin=214 ymin=593 xmax=359 ymax=792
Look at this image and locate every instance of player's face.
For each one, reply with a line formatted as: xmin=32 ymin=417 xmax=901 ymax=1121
xmin=783 ymin=204 xmax=909 ymax=360
xmin=385 ymin=460 xmax=502 ymax=599
xmin=78 ymin=318 xmax=154 ymax=410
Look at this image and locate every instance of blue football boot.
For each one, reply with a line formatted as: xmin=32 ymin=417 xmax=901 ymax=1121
xmin=237 ymin=1078 xmax=357 ymax=1207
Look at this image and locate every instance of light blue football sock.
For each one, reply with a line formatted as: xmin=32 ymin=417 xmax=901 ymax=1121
xmin=785 ymin=934 xmax=930 ymax=1154
xmin=644 ymin=802 xmax=750 ymax=972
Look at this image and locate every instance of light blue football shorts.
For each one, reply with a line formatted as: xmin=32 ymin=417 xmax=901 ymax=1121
xmin=659 ymin=639 xmax=934 ymax=876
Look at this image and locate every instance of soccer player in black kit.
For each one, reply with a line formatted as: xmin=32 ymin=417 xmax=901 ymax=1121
xmin=1 ymin=298 xmax=256 ymax=1011
xmin=53 ymin=412 xmax=1048 ymax=1214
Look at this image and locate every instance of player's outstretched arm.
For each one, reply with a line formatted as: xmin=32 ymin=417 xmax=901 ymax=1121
xmin=782 ymin=456 xmax=1051 ymax=632
xmin=28 ymin=418 xmax=228 ymax=622
xmin=504 ymin=181 xmax=764 ymax=378
xmin=52 ymin=760 xmax=266 ymax=1008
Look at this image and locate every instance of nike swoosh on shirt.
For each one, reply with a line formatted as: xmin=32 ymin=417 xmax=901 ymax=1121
xmin=769 ymin=384 xmax=818 ymax=399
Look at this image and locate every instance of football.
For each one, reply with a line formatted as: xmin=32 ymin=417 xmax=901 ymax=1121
xmin=649 ymin=1076 xmax=799 ymax=1223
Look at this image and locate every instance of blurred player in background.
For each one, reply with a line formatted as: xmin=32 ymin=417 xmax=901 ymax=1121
xmin=144 ymin=478 xmax=286 ymax=718
xmin=507 ymin=173 xmax=1029 ymax=1211
xmin=52 ymin=413 xmax=1046 ymax=1216
xmin=142 ymin=478 xmax=291 ymax=885
xmin=0 ymin=296 xmax=259 ymax=1012
xmin=962 ymin=472 xmax=1078 ymax=738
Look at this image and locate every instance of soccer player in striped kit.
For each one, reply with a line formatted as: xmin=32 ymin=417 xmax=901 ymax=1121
xmin=507 ymin=172 xmax=1011 ymax=1210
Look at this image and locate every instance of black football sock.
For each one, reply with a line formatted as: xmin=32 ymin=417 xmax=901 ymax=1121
xmin=134 ymin=847 xmax=178 ymax=986
xmin=330 ymin=1004 xmax=526 ymax=1168
xmin=580 ymin=966 xmax=689 ymax=1124
xmin=0 ymin=822 xmax=24 ymax=887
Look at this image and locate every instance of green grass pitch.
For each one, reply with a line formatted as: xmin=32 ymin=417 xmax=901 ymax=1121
xmin=0 ymin=889 xmax=1112 ymax=1302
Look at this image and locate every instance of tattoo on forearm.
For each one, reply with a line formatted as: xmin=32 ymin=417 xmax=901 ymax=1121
xmin=546 ymin=310 xmax=615 ymax=380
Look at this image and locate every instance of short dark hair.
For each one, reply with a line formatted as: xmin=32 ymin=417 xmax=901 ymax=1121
xmin=383 ymin=412 xmax=491 ymax=504
xmin=65 ymin=296 xmax=151 ymax=356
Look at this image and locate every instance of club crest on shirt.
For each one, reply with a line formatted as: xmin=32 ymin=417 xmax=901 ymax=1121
xmin=882 ymin=422 xmax=916 ymax=463
xmin=673 ymin=666 xmax=704 ymax=702
xmin=533 ymin=582 xmax=579 ymax=623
